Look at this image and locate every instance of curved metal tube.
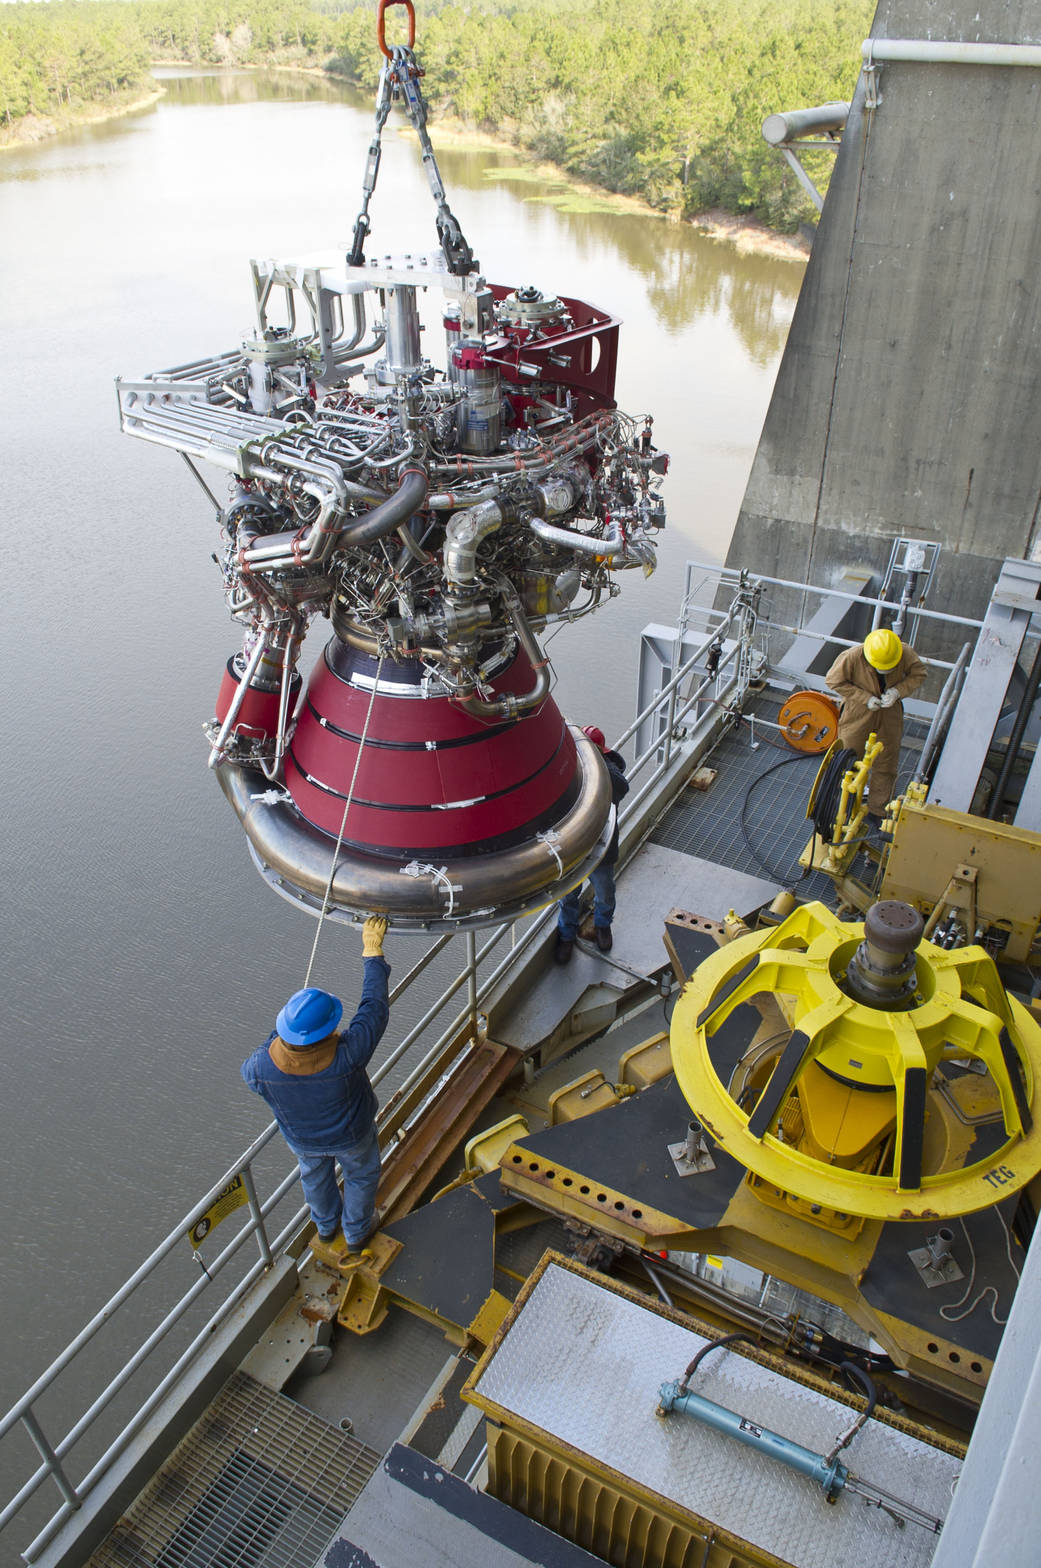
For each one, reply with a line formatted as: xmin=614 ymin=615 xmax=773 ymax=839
xmin=216 ymin=729 xmax=613 ymax=927
xmin=339 ymin=466 xmax=429 ymax=547
xmin=332 ymin=324 xmax=386 ymax=369
xmin=238 ymin=464 xmax=427 ymax=571
xmin=427 ymin=411 xmax=611 ymax=480
xmin=208 ymin=631 xmax=270 ymax=768
xmin=443 ymin=499 xmax=504 ymax=587
xmin=428 ymin=485 xmax=502 ymax=509
xmin=529 ymin=517 xmax=624 ymax=556
xmin=329 ymin=612 xmax=443 ymax=662
xmin=239 ymin=480 xmax=340 ymax=569
xmin=454 ymin=583 xmax=550 ymax=721
xmin=529 ymin=516 xmax=654 ymax=571
xmin=366 ymin=438 xmax=420 ymax=471
xmin=441 ymin=471 xmax=577 ymax=584
xmin=396 ymin=522 xmax=435 ymax=568
xmin=305 ymin=289 xmax=386 ymax=379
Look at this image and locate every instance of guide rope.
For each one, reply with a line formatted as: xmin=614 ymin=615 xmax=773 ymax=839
xmin=347 ymin=0 xmax=477 ymax=275
xmin=302 ymin=653 xmax=386 ymax=986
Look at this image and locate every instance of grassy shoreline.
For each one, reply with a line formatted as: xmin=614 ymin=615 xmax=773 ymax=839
xmin=0 ymin=86 xmax=165 ymax=152
xmin=0 ymin=62 xmax=809 ymax=262
xmin=418 ymin=114 xmax=809 ymax=261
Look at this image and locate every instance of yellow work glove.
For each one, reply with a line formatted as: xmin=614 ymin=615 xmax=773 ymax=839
xmin=362 ymin=915 xmax=388 ymax=957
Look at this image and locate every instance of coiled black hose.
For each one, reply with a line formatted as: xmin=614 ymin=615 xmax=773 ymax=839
xmin=809 ymin=747 xmax=858 ymax=840
xmin=739 ymin=746 xmax=866 ymax=886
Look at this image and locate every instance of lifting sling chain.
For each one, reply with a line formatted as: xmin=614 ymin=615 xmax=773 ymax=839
xmin=347 ymin=0 xmax=478 ymax=277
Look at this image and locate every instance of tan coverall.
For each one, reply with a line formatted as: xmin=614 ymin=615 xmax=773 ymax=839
xmin=825 ymin=644 xmax=927 ymax=813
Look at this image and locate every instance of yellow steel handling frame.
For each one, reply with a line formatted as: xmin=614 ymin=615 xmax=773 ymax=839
xmin=799 ymin=736 xmax=889 ymax=909
xmin=670 ymin=901 xmax=1041 ymax=1223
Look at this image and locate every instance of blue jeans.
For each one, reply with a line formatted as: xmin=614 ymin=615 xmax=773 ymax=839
xmin=557 ymin=862 xmax=616 ymax=941
xmin=294 ymin=1122 xmax=382 ymax=1247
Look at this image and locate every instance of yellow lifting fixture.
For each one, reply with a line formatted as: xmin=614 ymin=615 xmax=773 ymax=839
xmin=670 ymin=900 xmax=1041 ymax=1223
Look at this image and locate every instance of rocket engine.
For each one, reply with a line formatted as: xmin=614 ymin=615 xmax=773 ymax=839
xmin=117 ymin=17 xmax=666 ymax=928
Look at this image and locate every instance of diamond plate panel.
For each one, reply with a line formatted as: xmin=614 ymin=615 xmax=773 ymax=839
xmin=472 ymin=1262 xmax=958 ymax=1568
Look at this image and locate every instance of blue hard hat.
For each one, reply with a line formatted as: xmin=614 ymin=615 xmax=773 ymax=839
xmin=276 ymin=988 xmax=343 ymax=1047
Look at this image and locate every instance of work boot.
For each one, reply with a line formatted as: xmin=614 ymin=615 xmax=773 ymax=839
xmin=310 ymin=1228 xmax=345 ymax=1262
xmin=554 ymin=937 xmax=574 ymax=964
xmin=594 ymin=926 xmax=613 ymax=952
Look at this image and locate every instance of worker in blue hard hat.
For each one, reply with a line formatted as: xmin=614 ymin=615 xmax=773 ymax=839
xmin=555 ymin=726 xmax=629 ymax=963
xmin=241 ymin=916 xmax=390 ymax=1257
xmin=825 ymin=629 xmax=926 ymax=821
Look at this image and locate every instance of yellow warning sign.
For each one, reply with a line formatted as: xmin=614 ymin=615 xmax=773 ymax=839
xmin=187 ymin=1174 xmax=248 ymax=1249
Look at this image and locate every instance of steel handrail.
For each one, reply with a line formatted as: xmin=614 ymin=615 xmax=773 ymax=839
xmin=684 ymin=559 xmax=988 ymax=630
xmin=24 ymin=1206 xmax=310 ymax=1563
xmin=0 ymin=1120 xmax=282 ymax=1444
xmin=372 ymin=918 xmax=513 ymax=1092
xmin=615 ymin=600 xmax=744 ymax=767
xmin=1 ymin=1149 xmax=302 ymax=1541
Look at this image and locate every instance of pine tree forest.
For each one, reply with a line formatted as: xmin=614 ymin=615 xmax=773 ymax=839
xmin=0 ymin=0 xmax=874 ymax=232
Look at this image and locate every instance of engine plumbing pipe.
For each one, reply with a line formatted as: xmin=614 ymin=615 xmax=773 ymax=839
xmin=443 ymin=499 xmax=504 ymax=587
xmin=238 ymin=465 xmax=427 ymax=569
xmin=208 ymin=632 xmax=270 ymax=768
xmin=454 ymin=580 xmax=550 ymax=719
xmin=339 ymin=466 xmax=428 ymax=546
xmin=263 ymin=622 xmax=305 ymax=780
xmin=529 ymin=517 xmax=628 ymax=558
xmin=428 ymin=485 xmax=502 ymax=510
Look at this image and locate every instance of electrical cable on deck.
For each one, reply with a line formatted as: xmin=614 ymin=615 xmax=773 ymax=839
xmin=738 ymin=753 xmax=818 ymax=884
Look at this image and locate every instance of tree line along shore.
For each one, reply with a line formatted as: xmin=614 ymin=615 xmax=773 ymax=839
xmin=1 ymin=0 xmax=871 ymax=233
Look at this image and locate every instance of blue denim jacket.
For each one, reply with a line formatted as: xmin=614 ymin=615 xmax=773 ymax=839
xmin=241 ymin=956 xmax=390 ymax=1152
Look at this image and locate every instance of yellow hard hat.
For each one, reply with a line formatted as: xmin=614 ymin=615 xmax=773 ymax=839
xmin=863 ymin=628 xmax=902 ymax=671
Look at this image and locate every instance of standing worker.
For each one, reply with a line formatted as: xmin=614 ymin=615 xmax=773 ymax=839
xmin=555 ymin=726 xmax=629 ymax=961
xmin=825 ymin=629 xmax=926 ymax=822
xmin=241 ymin=916 xmax=390 ymax=1255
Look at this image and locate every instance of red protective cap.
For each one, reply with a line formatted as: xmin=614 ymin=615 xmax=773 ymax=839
xmin=582 ymin=725 xmax=606 ymax=751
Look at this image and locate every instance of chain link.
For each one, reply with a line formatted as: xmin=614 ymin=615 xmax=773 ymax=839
xmin=347 ymin=43 xmax=477 ymax=276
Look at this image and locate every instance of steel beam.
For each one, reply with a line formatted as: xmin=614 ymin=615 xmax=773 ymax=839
xmin=929 ymin=560 xmax=1041 ymax=812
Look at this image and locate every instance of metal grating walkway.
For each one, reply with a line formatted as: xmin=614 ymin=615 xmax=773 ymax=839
xmin=652 ymin=695 xmax=926 ymax=898
xmin=90 ymin=1371 xmax=380 ymax=1568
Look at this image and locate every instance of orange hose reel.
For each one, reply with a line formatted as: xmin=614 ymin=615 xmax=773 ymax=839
xmin=778 ymin=690 xmax=839 ymax=753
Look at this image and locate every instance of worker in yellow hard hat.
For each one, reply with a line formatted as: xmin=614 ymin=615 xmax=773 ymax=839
xmin=825 ymin=629 xmax=927 ymax=821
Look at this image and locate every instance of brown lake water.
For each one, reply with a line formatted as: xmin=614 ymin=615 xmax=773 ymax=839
xmin=0 ymin=65 xmax=802 ymax=1441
